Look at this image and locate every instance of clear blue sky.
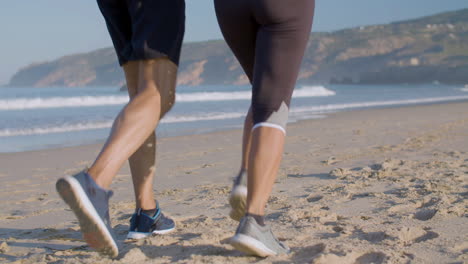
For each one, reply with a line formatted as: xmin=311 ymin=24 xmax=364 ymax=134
xmin=1 ymin=0 xmax=467 ymax=85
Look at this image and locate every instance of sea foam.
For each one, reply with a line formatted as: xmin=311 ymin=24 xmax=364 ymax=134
xmin=0 ymin=86 xmax=334 ymax=111
xmin=2 ymin=95 xmax=467 ymax=137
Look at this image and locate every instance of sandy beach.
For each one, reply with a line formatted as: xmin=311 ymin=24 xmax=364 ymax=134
xmin=0 ymin=101 xmax=467 ymax=263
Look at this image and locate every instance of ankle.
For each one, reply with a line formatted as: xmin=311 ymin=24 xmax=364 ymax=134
xmin=246 ymin=213 xmax=265 ymax=226
xmin=83 ymin=171 xmax=110 ymax=191
xmin=141 ymin=208 xmax=158 ymax=217
xmin=137 ymin=200 xmax=157 ymax=210
xmin=138 ymin=200 xmax=159 ymax=216
xmin=86 ymin=169 xmax=110 ymax=189
xmin=246 ymin=206 xmax=265 ymax=217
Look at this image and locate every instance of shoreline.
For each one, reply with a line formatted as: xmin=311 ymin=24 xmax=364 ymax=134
xmin=0 ymin=101 xmax=467 ymax=263
xmin=2 ymin=98 xmax=468 ymax=155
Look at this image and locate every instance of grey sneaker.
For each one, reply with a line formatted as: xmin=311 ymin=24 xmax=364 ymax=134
xmin=229 ymin=216 xmax=290 ymax=257
xmin=229 ymin=170 xmax=247 ymax=221
xmin=56 ymin=171 xmax=118 ymax=257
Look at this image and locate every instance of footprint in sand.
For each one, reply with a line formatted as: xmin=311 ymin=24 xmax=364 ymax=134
xmin=120 ymin=248 xmax=147 ymax=263
xmin=413 ymin=209 xmax=437 ymax=221
xmin=315 ymin=251 xmax=387 ymax=264
xmin=414 ymin=231 xmax=439 ymax=243
xmin=329 ymin=168 xmax=351 ymax=179
xmin=292 ymin=243 xmax=326 ymax=262
xmin=398 ymin=227 xmax=424 ymax=245
xmin=354 ymin=252 xmax=387 ymax=264
xmin=307 ymin=195 xmax=323 ymax=203
xmin=418 ymin=197 xmax=440 ymax=208
xmin=387 ymin=203 xmax=417 ymax=215
xmin=452 ymin=241 xmax=468 ymax=254
xmin=398 ymin=226 xmax=439 ymax=245
xmin=361 ymin=231 xmax=390 ymax=243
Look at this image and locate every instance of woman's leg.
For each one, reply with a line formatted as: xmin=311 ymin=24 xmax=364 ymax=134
xmin=215 ymin=1 xmax=256 ymax=174
xmin=235 ymin=0 xmax=315 ymax=256
xmin=87 ymin=58 xmax=177 ymax=190
xmin=240 ymin=108 xmax=254 ymax=171
xmin=214 ymin=0 xmax=258 ymax=220
xmin=245 ymin=128 xmax=284 ymax=215
xmin=245 ymin=0 xmax=315 ymax=219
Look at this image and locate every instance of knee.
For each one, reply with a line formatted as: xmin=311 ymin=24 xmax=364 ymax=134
xmin=145 ymin=87 xmax=162 ymax=107
xmin=160 ymin=92 xmax=175 ymax=118
xmin=137 ymin=58 xmax=178 ymax=117
xmin=136 ymin=79 xmax=175 ymax=119
xmin=252 ymin=101 xmax=289 ymax=134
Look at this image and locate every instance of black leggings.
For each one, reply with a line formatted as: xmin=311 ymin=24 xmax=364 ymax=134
xmin=214 ymin=0 xmax=315 ymax=133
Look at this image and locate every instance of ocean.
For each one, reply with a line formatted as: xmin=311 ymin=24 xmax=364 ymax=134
xmin=1 ymin=84 xmax=467 ymax=153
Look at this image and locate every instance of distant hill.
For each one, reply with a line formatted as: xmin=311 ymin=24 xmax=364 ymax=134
xmin=8 ymin=8 xmax=468 ymax=87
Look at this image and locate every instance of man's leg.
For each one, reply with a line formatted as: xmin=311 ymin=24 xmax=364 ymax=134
xmin=56 ymin=58 xmax=177 ymax=256
xmin=130 ymin=59 xmax=176 ymax=212
xmin=123 ymin=61 xmax=158 ymax=212
xmin=129 ymin=133 xmax=157 ymax=209
xmin=121 ymin=60 xmax=170 ymax=212
xmin=87 ymin=58 xmax=176 ymax=189
xmin=122 ymin=59 xmax=178 ymax=239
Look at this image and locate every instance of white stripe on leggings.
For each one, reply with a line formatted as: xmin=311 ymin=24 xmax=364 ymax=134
xmin=251 ymin=122 xmax=286 ymax=135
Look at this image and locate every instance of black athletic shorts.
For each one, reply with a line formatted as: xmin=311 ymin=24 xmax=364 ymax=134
xmin=97 ymin=0 xmax=185 ymax=66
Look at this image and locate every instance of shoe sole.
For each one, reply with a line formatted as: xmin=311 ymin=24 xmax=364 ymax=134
xmin=229 ymin=186 xmax=247 ymax=221
xmin=230 ymin=233 xmax=276 ymax=257
xmin=126 ymin=225 xmax=176 ymax=240
xmin=56 ymin=176 xmax=118 ymax=257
